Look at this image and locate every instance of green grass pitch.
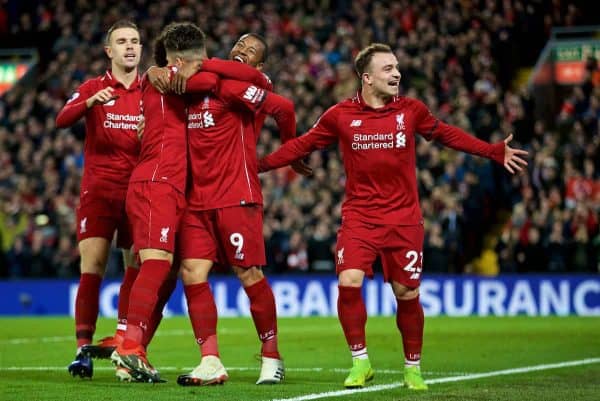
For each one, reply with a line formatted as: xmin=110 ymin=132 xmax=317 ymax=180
xmin=1 ymin=316 xmax=599 ymax=400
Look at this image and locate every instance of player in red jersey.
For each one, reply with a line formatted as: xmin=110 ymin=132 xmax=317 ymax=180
xmin=258 ymin=43 xmax=528 ymax=390
xmin=170 ymin=34 xmax=308 ymax=386
xmin=106 ymin=22 xmax=214 ymax=384
xmin=111 ymin=24 xmax=275 ymax=384
xmin=56 ymin=20 xmax=142 ymax=379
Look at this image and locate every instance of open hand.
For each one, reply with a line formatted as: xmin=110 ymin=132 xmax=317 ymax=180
xmin=291 ymin=160 xmax=313 ymax=176
xmin=503 ymin=134 xmax=528 ymax=174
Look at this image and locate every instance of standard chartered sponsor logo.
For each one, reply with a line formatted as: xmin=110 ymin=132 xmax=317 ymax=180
xmin=351 ymin=132 xmax=407 ymax=150
xmin=352 ymin=132 xmax=396 ymax=150
xmin=103 ymin=113 xmax=142 ymax=130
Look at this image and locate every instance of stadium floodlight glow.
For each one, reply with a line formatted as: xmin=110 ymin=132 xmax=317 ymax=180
xmin=0 ymin=49 xmax=38 ymax=96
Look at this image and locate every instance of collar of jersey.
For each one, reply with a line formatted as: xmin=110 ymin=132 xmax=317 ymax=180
xmin=104 ymin=69 xmax=141 ymax=90
xmin=353 ymin=90 xmax=399 ymax=111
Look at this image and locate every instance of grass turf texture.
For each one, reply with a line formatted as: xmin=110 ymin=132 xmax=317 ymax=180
xmin=0 ymin=316 xmax=598 ymax=400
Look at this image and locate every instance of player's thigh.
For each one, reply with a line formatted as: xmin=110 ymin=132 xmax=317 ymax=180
xmin=380 ymin=224 xmax=425 ymax=288
xmin=115 ymin=209 xmax=134 ymax=251
xmin=178 ymin=209 xmax=219 ymax=263
xmin=76 ymin=193 xmax=119 ymax=245
xmin=126 ymin=181 xmax=185 ymax=254
xmin=78 ymin=237 xmax=111 ymax=274
xmin=216 ymin=205 xmax=265 ymax=268
xmin=335 ymin=219 xmax=381 ymax=280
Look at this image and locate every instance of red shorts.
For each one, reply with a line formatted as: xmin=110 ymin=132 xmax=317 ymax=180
xmin=76 ymin=191 xmax=132 ymax=249
xmin=126 ymin=181 xmax=186 ymax=253
xmin=179 ymin=205 xmax=265 ymax=268
xmin=335 ymin=220 xmax=425 ymax=288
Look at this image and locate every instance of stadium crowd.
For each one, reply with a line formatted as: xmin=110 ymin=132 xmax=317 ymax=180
xmin=0 ymin=0 xmax=598 ymax=278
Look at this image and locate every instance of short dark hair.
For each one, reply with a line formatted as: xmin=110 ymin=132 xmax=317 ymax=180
xmin=354 ymin=43 xmax=393 ymax=77
xmin=239 ymin=33 xmax=269 ymax=63
xmin=162 ymin=22 xmax=206 ymax=54
xmin=105 ymin=20 xmax=139 ymax=45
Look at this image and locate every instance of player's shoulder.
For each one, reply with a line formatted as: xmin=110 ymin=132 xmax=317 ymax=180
xmin=77 ymin=73 xmax=109 ymax=92
xmin=391 ymin=95 xmax=427 ymax=111
xmin=330 ymin=96 xmax=361 ymax=114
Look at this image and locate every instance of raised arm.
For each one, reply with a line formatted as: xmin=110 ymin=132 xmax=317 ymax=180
xmin=146 ymin=66 xmax=219 ymax=95
xmin=201 ymin=58 xmax=272 ymax=90
xmin=185 ymin=72 xmax=220 ymax=93
xmin=55 ymin=82 xmax=99 ymax=128
xmin=218 ymin=79 xmax=295 ymax=140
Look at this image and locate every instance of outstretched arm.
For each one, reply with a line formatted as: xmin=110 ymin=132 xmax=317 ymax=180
xmin=416 ymin=101 xmax=528 ymax=173
xmin=258 ymin=106 xmax=339 ymax=172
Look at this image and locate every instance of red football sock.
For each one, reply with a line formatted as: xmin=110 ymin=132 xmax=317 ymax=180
xmin=142 ymin=273 xmax=177 ymax=349
xmin=75 ymin=273 xmax=102 ymax=349
xmin=244 ymin=278 xmax=279 ymax=359
xmin=337 ymin=285 xmax=367 ymax=353
xmin=396 ymin=296 xmax=424 ymax=364
xmin=123 ymin=259 xmax=171 ymax=348
xmin=116 ymin=266 xmax=139 ymax=338
xmin=184 ymin=282 xmax=219 ymax=357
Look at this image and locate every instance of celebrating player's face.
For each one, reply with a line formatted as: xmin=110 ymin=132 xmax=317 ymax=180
xmin=364 ymin=52 xmax=401 ymax=98
xmin=105 ymin=27 xmax=142 ymax=72
xmin=229 ymin=35 xmax=265 ymax=70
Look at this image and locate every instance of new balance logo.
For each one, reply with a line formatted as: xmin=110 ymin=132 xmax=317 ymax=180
xmin=396 ymin=132 xmax=406 ymax=148
xmin=160 ymin=227 xmax=169 ymax=243
xmin=337 ymin=247 xmax=345 ymax=265
xmin=350 ymin=119 xmax=362 ymax=127
xmin=80 ymin=217 xmax=87 ymax=234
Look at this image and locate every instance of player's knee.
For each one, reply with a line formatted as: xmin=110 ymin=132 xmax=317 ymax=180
xmin=234 ymin=266 xmax=264 ymax=287
xmin=393 ymin=282 xmax=419 ymax=300
xmin=338 ymin=269 xmax=364 ymax=287
xmin=80 ymin=257 xmax=107 ymax=275
xmin=139 ymin=248 xmax=172 ymax=263
xmin=181 ymin=259 xmax=210 ymax=285
xmin=122 ymin=248 xmax=138 ymax=268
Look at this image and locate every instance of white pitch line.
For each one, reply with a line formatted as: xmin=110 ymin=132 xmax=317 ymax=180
xmin=0 ymin=329 xmax=194 ymax=345
xmin=271 ymin=358 xmax=600 ymax=401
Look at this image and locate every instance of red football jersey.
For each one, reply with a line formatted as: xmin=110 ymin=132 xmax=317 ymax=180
xmin=56 ymin=70 xmax=142 ymax=199
xmin=129 ymin=70 xmax=217 ymax=194
xmin=186 ymin=79 xmax=295 ymax=210
xmin=259 ymin=93 xmax=505 ymax=225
